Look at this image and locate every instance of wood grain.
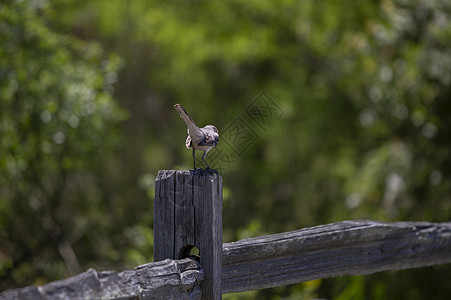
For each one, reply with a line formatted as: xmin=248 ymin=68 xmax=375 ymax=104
xmin=154 ymin=170 xmax=223 ymax=300
xmin=0 ymin=258 xmax=203 ymax=300
xmin=222 ymin=220 xmax=451 ymax=294
xmin=2 ymin=220 xmax=450 ymax=298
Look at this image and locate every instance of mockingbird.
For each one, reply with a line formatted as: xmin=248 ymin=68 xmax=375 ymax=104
xmin=174 ymin=104 xmax=219 ymax=170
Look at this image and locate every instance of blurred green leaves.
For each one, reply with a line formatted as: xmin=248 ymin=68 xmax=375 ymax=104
xmin=1 ymin=0 xmax=451 ymax=298
xmin=0 ymin=0 xmax=126 ymax=288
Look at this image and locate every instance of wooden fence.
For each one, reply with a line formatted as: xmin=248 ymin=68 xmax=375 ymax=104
xmin=1 ymin=170 xmax=451 ymax=299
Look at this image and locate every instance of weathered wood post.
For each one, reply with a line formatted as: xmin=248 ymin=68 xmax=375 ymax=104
xmin=154 ymin=170 xmax=223 ymax=299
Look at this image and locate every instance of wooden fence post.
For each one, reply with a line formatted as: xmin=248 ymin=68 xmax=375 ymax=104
xmin=154 ymin=170 xmax=223 ymax=299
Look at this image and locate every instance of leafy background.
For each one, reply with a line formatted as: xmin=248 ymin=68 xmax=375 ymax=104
xmin=1 ymin=0 xmax=451 ymax=299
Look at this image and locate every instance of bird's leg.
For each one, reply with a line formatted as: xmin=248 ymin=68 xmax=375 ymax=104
xmin=202 ymin=152 xmax=210 ymax=169
xmin=192 ymin=148 xmax=197 ymax=170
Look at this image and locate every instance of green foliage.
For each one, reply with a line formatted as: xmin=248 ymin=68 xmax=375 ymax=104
xmin=0 ymin=0 xmax=126 ymax=288
xmin=336 ymin=276 xmax=366 ymax=300
xmin=2 ymin=0 xmax=451 ymax=298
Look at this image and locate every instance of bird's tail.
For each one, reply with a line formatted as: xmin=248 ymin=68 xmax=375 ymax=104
xmin=174 ymin=104 xmax=195 ymax=125
xmin=174 ymin=104 xmax=203 ymax=138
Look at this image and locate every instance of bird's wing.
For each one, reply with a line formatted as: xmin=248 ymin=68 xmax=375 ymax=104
xmin=185 ymin=135 xmax=192 ymax=149
xmin=198 ymin=129 xmax=219 ymax=147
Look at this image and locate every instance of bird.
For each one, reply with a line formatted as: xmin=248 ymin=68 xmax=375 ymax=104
xmin=174 ymin=104 xmax=219 ymax=170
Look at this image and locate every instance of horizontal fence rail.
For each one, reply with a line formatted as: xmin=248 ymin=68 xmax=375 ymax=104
xmin=2 ymin=172 xmax=451 ymax=299
xmin=0 ymin=258 xmax=203 ymax=300
xmin=2 ymin=220 xmax=451 ymax=299
xmin=221 ymin=220 xmax=451 ymax=294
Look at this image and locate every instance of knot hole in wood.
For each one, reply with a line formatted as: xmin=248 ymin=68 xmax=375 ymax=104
xmin=179 ymin=244 xmax=201 ymax=262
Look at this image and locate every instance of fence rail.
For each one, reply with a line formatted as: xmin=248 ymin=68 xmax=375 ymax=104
xmin=222 ymin=220 xmax=451 ymax=294
xmin=1 ymin=170 xmax=451 ymax=299
xmin=0 ymin=258 xmax=203 ymax=300
xmin=3 ymin=220 xmax=450 ymax=299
